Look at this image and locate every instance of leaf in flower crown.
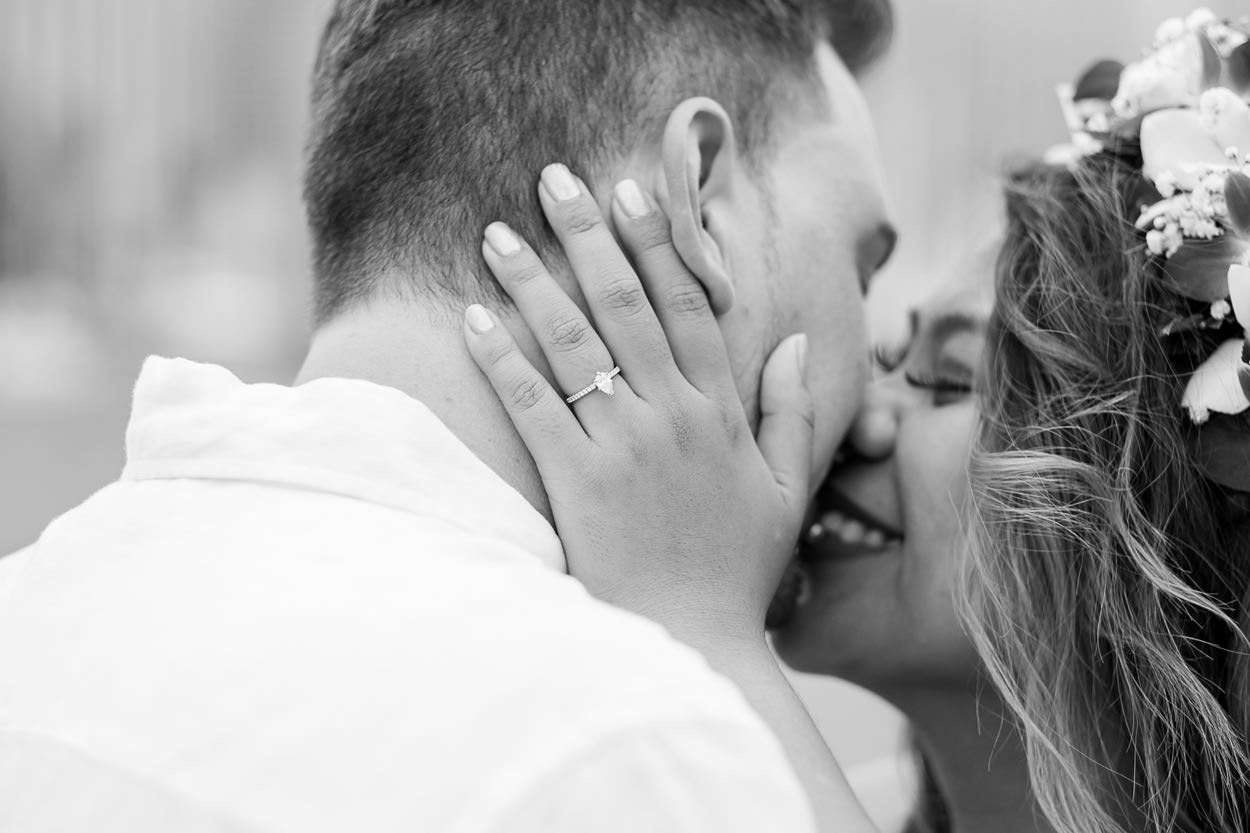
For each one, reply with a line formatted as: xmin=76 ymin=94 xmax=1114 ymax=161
xmin=1228 ymin=41 xmax=1250 ymax=97
xmin=1161 ymin=236 xmax=1250 ymax=301
xmin=1126 ymin=176 xmax=1165 ymax=216
xmin=1074 ymin=59 xmax=1125 ymax=102
xmin=1182 ymin=338 xmax=1250 ymax=423
xmin=1196 ymin=412 xmax=1250 ymax=491
xmin=1141 ymin=109 xmax=1234 ymax=191
xmin=1228 ymin=173 xmax=1250 ymax=237
xmin=1199 ymin=31 xmax=1223 ymax=91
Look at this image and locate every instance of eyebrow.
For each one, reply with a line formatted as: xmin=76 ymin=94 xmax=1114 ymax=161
xmin=926 ymin=311 xmax=984 ymax=346
xmin=898 ymin=308 xmax=984 ymax=354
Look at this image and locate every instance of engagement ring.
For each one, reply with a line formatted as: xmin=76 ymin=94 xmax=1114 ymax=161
xmin=565 ymin=367 xmax=621 ymax=404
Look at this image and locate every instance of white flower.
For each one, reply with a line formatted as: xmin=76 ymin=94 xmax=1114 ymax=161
xmin=1183 ymin=339 xmax=1249 ymax=423
xmin=1191 ymin=184 xmax=1213 ymax=213
xmin=1147 ymin=229 xmax=1168 ymax=255
xmin=1202 ymin=170 xmax=1228 ymax=191
xmin=1044 ymin=143 xmax=1082 ymax=170
xmin=1156 ymin=170 xmax=1179 ymax=197
xmin=1142 ymin=109 xmax=1239 ymax=192
xmin=1115 ymin=62 xmax=1194 ymax=117
xmin=1186 ymin=8 xmax=1218 ymax=31
xmin=1212 ymin=299 xmax=1232 ymax=320
xmin=1183 ymin=264 xmax=1250 ymax=423
xmin=1206 ymin=23 xmax=1249 ymax=56
xmin=1156 ymin=17 xmax=1187 ymax=46
xmin=1200 ymin=88 xmax=1247 ymax=129
xmin=1085 ymin=111 xmax=1110 ymax=134
xmin=1230 ymin=263 xmax=1250 ymax=319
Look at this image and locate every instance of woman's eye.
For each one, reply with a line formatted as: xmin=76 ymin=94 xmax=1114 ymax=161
xmin=904 ymin=372 xmax=973 ymax=407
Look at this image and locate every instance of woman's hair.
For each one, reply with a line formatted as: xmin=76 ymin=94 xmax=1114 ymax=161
xmin=964 ymin=151 xmax=1250 ymax=833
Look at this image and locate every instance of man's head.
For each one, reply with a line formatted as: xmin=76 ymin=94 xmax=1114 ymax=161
xmin=305 ymin=0 xmax=895 ymax=475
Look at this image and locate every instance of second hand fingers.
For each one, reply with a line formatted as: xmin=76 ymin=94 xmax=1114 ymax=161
xmin=480 ymin=223 xmax=636 ymax=430
xmin=608 ymin=180 xmax=738 ymax=403
xmin=461 ymin=303 xmax=589 ymax=472
xmin=537 ymin=164 xmax=679 ymax=398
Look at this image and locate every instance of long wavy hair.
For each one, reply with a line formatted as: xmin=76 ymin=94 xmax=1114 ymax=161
xmin=963 ymin=151 xmax=1250 ymax=833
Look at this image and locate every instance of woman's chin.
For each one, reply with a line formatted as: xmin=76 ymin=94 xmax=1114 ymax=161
xmin=768 ymin=547 xmax=902 ymax=678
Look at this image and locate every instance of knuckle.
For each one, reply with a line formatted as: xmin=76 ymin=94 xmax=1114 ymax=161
xmin=796 ymin=397 xmax=817 ymax=432
xmin=632 ymin=214 xmax=674 ymax=253
xmin=482 ymin=338 xmax=516 ymax=370
xmin=598 ymin=278 xmax=647 ymax=317
xmin=506 ymin=260 xmax=549 ymax=288
xmin=545 ymin=315 xmax=594 ymax=352
xmin=559 ymin=202 xmax=602 ymax=236
xmin=717 ymin=401 xmax=747 ymax=444
xmin=661 ymin=405 xmax=700 ymax=455
xmin=506 ymin=375 xmax=547 ymax=413
xmin=663 ymin=282 xmax=712 ymax=317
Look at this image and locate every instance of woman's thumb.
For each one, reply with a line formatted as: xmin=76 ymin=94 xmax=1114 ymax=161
xmin=756 ymin=333 xmax=815 ymax=514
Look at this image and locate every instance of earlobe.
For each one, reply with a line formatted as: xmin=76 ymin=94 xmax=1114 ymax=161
xmin=659 ymin=97 xmax=739 ymax=316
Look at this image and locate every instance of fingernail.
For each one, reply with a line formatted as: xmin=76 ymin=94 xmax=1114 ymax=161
xmin=794 ymin=334 xmax=809 ymax=378
xmin=614 ymin=179 xmax=650 ymax=219
xmin=466 ymin=304 xmax=495 ymax=334
xmin=484 ymin=222 xmax=521 ymax=257
xmin=542 ymin=163 xmax=581 ymax=201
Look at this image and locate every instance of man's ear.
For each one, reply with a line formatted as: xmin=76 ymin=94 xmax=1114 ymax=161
xmin=659 ymin=97 xmax=738 ymax=316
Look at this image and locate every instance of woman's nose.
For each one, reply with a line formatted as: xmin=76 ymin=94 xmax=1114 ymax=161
xmin=846 ymin=377 xmax=909 ymax=461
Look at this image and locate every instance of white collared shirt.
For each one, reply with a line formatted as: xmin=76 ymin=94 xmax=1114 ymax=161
xmin=0 ymin=357 xmax=814 ymax=833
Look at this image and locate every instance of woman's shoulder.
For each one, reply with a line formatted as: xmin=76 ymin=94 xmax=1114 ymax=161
xmin=845 ymin=754 xmax=919 ymax=833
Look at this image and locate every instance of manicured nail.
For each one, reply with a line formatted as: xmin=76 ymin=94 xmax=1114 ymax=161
xmin=614 ymin=179 xmax=650 ymax=219
xmin=466 ymin=304 xmax=495 ymax=334
xmin=484 ymin=222 xmax=521 ymax=257
xmin=542 ymin=163 xmax=581 ymax=201
xmin=794 ymin=334 xmax=809 ymax=378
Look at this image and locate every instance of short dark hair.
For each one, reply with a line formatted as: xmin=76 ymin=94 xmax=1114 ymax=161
xmin=304 ymin=0 xmax=893 ymax=322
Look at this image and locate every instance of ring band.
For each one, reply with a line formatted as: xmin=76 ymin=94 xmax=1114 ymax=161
xmin=566 ymin=367 xmax=622 ymax=404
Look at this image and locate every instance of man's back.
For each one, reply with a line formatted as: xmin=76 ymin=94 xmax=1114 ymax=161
xmin=0 ymin=358 xmax=812 ymax=832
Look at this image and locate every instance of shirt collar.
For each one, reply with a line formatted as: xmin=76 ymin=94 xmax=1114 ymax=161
xmin=122 ymin=356 xmax=566 ymax=572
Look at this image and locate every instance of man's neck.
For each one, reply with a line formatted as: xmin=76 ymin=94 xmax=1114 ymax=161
xmin=887 ymin=687 xmax=1054 ymax=833
xmin=295 ymin=298 xmax=553 ymax=523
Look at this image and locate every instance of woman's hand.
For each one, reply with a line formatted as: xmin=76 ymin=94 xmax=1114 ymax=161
xmin=461 ymin=163 xmax=814 ymax=638
xmin=462 ymin=164 xmax=879 ymax=833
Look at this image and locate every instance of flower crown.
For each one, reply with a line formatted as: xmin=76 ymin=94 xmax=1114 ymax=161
xmin=1047 ymin=9 xmax=1250 ymax=491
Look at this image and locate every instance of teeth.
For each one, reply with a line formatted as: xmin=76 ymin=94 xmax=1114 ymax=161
xmin=839 ymin=519 xmax=866 ymax=543
xmin=796 ymin=569 xmax=812 ymax=606
xmin=820 ymin=511 xmax=846 ymax=530
xmin=815 ymin=509 xmax=899 ymax=549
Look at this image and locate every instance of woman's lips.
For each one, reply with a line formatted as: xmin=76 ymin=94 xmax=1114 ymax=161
xmin=811 ymin=508 xmax=900 ymax=549
xmin=798 ymin=489 xmax=904 ymax=562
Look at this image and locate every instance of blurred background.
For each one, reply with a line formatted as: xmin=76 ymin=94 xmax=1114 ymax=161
xmin=1 ymin=0 xmax=1242 ymax=771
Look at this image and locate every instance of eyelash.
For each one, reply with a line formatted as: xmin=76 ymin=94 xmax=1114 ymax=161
xmin=904 ymin=372 xmax=973 ymax=404
xmin=874 ymin=344 xmax=974 ymax=404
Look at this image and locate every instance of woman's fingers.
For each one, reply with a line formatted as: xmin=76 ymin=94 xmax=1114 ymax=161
xmin=756 ymin=334 xmax=815 ymax=517
xmin=608 ymin=179 xmax=738 ymax=403
xmin=462 ymin=303 xmax=588 ymax=471
xmin=480 ymin=222 xmax=636 ymax=425
xmin=537 ymin=164 xmax=678 ymax=395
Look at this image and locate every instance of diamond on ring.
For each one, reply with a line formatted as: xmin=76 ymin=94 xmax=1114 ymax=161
xmin=566 ymin=367 xmax=622 ymax=404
